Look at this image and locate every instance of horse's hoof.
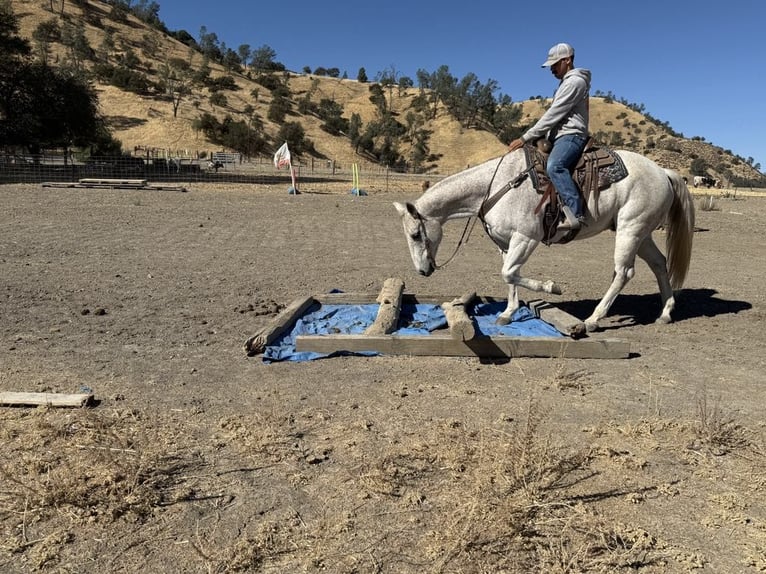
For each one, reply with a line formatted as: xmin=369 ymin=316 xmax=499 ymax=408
xmin=585 ymin=321 xmax=600 ymax=333
xmin=655 ymin=316 xmax=672 ymax=325
xmin=569 ymin=323 xmax=587 ymax=339
xmin=543 ymin=280 xmax=562 ymax=295
xmin=496 ymin=314 xmax=511 ymax=326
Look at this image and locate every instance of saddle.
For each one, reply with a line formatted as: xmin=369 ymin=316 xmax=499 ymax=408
xmin=524 ymin=138 xmax=629 ymax=242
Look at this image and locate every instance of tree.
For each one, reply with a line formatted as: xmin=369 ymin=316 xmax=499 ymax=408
xmin=275 ymin=121 xmax=308 ymax=156
xmin=160 ymin=57 xmax=192 ymax=118
xmin=690 ymin=157 xmax=708 ymax=176
xmin=357 ymin=67 xmax=367 ymax=83
xmin=251 ymin=44 xmax=277 ymax=72
xmin=0 ymin=1 xmax=31 ymax=58
xmin=376 ymin=65 xmax=400 ymax=109
xmin=221 ymin=47 xmax=241 ymax=73
xmin=132 ymin=0 xmax=162 ymax=28
xmin=32 ymin=19 xmax=59 ymax=65
xmin=348 ymin=112 xmax=362 ymax=152
xmin=60 ymin=18 xmax=92 ymax=70
xmin=198 ymin=26 xmax=222 ymax=62
xmin=368 ymin=84 xmax=386 ymax=115
xmin=1 ymin=62 xmax=109 ymax=155
xmin=317 ymin=98 xmax=348 ymax=136
xmin=209 ymin=91 xmax=227 ymax=108
xmin=267 ymin=85 xmax=291 ymax=123
xmin=237 ymin=44 xmax=251 ymax=69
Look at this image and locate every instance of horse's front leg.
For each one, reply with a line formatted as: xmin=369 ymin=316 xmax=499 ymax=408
xmin=496 ymin=233 xmax=561 ymax=325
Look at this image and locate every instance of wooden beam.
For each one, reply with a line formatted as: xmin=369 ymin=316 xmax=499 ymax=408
xmin=527 ymin=299 xmax=587 ymax=339
xmin=79 ymin=178 xmax=148 ymax=186
xmin=441 ymin=292 xmax=476 ymax=341
xmin=364 ymin=278 xmax=405 ymax=335
xmin=0 ymin=392 xmax=94 ymax=408
xmin=244 ymin=295 xmax=315 ymax=356
xmin=296 ymin=333 xmax=630 ymax=359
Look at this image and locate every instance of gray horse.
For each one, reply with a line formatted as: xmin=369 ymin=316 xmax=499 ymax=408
xmin=394 ymin=149 xmax=695 ymax=333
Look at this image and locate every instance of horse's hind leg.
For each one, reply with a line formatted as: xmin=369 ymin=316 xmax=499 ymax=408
xmin=497 ymin=233 xmax=560 ymax=325
xmin=583 ymin=232 xmax=643 ymax=331
xmin=636 ymin=236 xmax=675 ymax=324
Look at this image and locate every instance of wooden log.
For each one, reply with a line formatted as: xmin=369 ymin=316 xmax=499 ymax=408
xmin=0 ymin=392 xmax=94 ymax=408
xmin=244 ymin=295 xmax=315 ymax=356
xmin=296 ymin=333 xmax=630 ymax=359
xmin=364 ymin=278 xmax=405 ymax=335
xmin=527 ymin=299 xmax=587 ymax=339
xmin=441 ymin=292 xmax=476 ymax=341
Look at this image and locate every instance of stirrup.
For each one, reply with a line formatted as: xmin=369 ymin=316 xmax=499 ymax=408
xmin=558 ymin=206 xmax=584 ymax=231
xmin=557 ymin=218 xmax=580 ymax=232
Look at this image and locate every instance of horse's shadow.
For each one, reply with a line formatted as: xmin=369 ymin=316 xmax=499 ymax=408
xmin=556 ymin=288 xmax=751 ymax=330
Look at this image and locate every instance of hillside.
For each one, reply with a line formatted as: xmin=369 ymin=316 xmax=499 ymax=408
xmin=8 ymin=0 xmax=764 ymax=184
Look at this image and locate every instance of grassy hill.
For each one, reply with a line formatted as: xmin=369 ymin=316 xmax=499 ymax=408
xmin=9 ymin=0 xmax=765 ymax=185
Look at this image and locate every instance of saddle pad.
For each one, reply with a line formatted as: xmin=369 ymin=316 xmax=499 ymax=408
xmin=576 ymin=147 xmax=629 ymax=190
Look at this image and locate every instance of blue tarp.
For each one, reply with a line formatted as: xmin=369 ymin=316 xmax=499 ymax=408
xmin=263 ymin=300 xmax=563 ymax=363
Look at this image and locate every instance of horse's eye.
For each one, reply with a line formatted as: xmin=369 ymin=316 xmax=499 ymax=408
xmin=411 ymin=231 xmax=421 ymax=241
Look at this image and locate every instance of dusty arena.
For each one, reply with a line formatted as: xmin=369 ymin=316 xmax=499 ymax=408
xmin=1 ymin=181 xmax=764 ymax=573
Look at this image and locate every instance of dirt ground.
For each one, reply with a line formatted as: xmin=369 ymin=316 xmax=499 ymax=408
xmin=1 ymin=181 xmax=764 ymax=573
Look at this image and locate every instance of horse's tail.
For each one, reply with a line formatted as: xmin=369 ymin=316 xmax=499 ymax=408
xmin=663 ymin=169 xmax=695 ymax=289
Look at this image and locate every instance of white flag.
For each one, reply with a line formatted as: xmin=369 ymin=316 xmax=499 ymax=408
xmin=273 ymin=142 xmax=291 ymax=169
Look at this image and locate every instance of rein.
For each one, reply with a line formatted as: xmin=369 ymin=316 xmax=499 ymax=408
xmin=425 ymin=215 xmax=478 ymax=270
xmin=426 ymin=153 xmax=511 ymax=269
xmin=479 ymin=154 xmax=535 ymax=222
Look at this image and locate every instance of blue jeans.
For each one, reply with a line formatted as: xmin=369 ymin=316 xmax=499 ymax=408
xmin=547 ymin=134 xmax=587 ymax=217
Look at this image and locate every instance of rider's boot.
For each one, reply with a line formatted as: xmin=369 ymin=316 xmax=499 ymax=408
xmin=558 ymin=205 xmax=584 ymax=231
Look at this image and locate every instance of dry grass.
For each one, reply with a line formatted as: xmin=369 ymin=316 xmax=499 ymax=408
xmin=0 ymin=398 xmax=675 ymax=573
xmin=691 ymin=390 xmax=751 ymax=456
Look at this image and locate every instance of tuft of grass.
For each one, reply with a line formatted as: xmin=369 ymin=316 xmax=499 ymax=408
xmin=698 ymin=195 xmax=719 ymax=211
xmin=692 ymin=391 xmax=749 ymax=455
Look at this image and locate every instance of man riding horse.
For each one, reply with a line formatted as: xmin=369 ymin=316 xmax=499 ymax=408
xmin=508 ymin=42 xmax=591 ymax=231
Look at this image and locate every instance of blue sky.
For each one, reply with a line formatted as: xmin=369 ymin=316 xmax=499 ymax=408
xmin=157 ymin=0 xmax=765 ymax=172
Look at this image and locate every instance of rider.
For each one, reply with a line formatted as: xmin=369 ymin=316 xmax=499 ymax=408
xmin=508 ymin=43 xmax=591 ymax=231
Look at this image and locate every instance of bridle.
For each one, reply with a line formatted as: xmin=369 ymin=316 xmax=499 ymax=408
xmin=416 ymin=213 xmax=476 ymax=271
xmin=419 ymin=152 xmax=525 ymax=270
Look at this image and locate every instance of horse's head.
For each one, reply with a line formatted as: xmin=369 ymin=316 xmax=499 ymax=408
xmin=393 ymin=201 xmax=443 ymax=277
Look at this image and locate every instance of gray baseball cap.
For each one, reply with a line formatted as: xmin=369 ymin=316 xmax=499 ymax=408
xmin=542 ymin=43 xmax=574 ymax=67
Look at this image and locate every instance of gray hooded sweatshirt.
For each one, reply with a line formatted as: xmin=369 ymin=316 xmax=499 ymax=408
xmin=521 ymin=68 xmax=591 ymax=143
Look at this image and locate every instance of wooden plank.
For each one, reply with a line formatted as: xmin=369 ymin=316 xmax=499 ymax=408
xmin=79 ymin=178 xmax=147 ymax=186
xmin=41 ymin=182 xmax=78 ymax=188
xmin=147 ymin=184 xmax=187 ymax=192
xmin=0 ymin=392 xmax=94 ymax=408
xmin=364 ymin=278 xmax=405 ymax=335
xmin=441 ymin=292 xmax=476 ymax=341
xmin=528 ymin=299 xmax=587 ymax=339
xmin=296 ymin=333 xmax=631 ymax=359
xmin=243 ymin=295 xmax=315 ymax=356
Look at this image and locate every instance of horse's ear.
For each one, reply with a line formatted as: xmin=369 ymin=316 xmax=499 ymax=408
xmin=393 ymin=202 xmax=421 ymax=220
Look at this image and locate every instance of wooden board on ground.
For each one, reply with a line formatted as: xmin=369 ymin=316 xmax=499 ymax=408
xmin=42 ymin=180 xmax=187 ymax=192
xmin=296 ymin=333 xmax=630 ymax=359
xmin=245 ymin=278 xmax=631 ymax=360
xmin=79 ymin=178 xmax=148 ymax=186
xmin=0 ymin=391 xmax=94 ymax=408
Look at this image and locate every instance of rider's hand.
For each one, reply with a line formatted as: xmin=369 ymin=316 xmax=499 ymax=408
xmin=508 ymin=138 xmax=524 ymax=152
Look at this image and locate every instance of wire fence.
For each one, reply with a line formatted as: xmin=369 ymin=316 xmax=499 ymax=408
xmin=0 ymin=153 xmax=436 ymax=193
